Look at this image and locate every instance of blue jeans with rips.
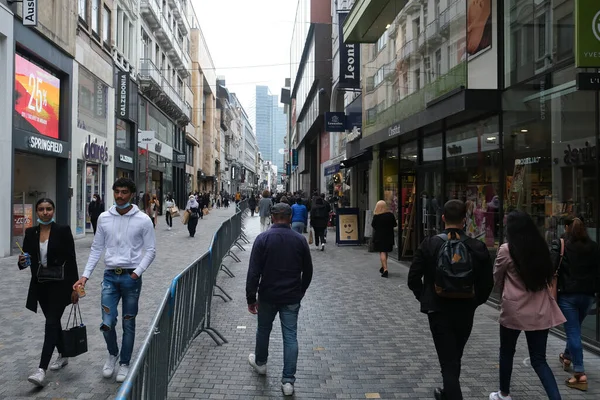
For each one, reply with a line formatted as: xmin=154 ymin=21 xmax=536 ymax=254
xmin=100 ymin=270 xmax=142 ymax=366
xmin=254 ymin=301 xmax=301 ymax=384
xmin=558 ymin=293 xmax=595 ymax=373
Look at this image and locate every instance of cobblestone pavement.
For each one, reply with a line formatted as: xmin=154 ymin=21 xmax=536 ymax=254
xmin=0 ymin=206 xmax=234 ymax=400
xmin=168 ymin=216 xmax=600 ymax=400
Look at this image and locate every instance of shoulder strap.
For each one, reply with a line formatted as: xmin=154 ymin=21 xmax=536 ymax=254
xmin=556 ymin=238 xmax=565 ymax=274
xmin=436 ymin=233 xmax=448 ymax=242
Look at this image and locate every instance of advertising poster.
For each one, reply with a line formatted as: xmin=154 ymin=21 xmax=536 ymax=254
xmin=14 ymin=55 xmax=61 ymax=139
xmin=13 ymin=204 xmax=33 ymax=237
xmin=336 ymin=208 xmax=361 ymax=246
xmin=467 ymin=0 xmax=492 ymax=58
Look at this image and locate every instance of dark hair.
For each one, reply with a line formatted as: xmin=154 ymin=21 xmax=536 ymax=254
xmin=94 ymin=194 xmax=102 ymax=203
xmin=316 ymin=197 xmax=324 ymax=205
xmin=443 ymin=200 xmax=466 ymax=225
xmin=506 ymin=211 xmax=554 ymax=292
xmin=296 ymin=197 xmax=303 ymax=205
xmin=36 ymin=198 xmax=55 ymax=210
xmin=280 ymin=196 xmax=289 ymax=204
xmin=565 ymin=215 xmax=589 ymax=243
xmin=112 ymin=177 xmax=136 ymax=193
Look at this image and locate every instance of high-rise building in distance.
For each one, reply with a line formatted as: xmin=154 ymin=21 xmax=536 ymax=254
xmin=255 ymin=85 xmax=286 ymax=176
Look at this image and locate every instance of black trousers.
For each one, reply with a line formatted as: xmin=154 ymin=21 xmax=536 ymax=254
xmin=39 ymin=300 xmax=67 ymax=370
xmin=91 ymin=217 xmax=99 ymax=234
xmin=188 ymin=217 xmax=199 ymax=237
xmin=313 ymin=227 xmax=326 ymax=246
xmin=427 ymin=309 xmax=476 ymax=400
xmin=165 ymin=211 xmax=173 ymax=227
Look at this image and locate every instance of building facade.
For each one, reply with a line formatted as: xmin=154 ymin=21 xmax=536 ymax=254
xmin=344 ymin=0 xmax=600 ymax=347
xmin=240 ymin=103 xmax=259 ymax=195
xmin=289 ymin=0 xmax=333 ymax=195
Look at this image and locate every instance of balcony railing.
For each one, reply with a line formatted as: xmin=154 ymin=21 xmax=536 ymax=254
xmin=161 ymin=76 xmax=185 ymax=112
xmin=156 ymin=16 xmax=174 ymax=50
xmin=417 ymin=32 xmax=426 ymax=50
xmin=183 ymin=102 xmax=192 ymax=121
xmin=399 ymin=40 xmax=416 ymax=61
xmin=425 ymin=20 xmax=441 ymax=43
xmin=168 ymin=0 xmax=190 ymax=35
xmin=138 ymin=59 xmax=161 ymax=86
xmin=440 ymin=0 xmax=466 ymax=31
xmin=140 ymin=0 xmax=161 ymax=27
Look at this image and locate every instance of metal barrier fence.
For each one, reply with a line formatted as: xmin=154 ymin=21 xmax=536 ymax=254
xmin=115 ymin=200 xmax=250 ymax=400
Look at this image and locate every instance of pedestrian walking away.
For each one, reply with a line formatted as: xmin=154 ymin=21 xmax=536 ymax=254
xmin=246 ymin=202 xmax=313 ymax=396
xmin=310 ymin=197 xmax=328 ymax=251
xmin=408 ymin=199 xmax=493 ymax=400
xmin=185 ymin=194 xmax=200 ymax=237
xmin=73 ymin=177 xmax=156 ymax=383
xmin=490 ymin=211 xmax=566 ymax=400
xmin=164 ymin=193 xmax=175 ymax=230
xmin=88 ymin=194 xmax=105 ymax=235
xmin=371 ymin=200 xmax=397 ymax=278
xmin=258 ymin=190 xmax=272 ymax=232
xmin=291 ymin=197 xmax=308 ymax=235
xmin=552 ymin=215 xmax=600 ymax=391
xmin=248 ymin=194 xmax=257 ymax=217
xmin=18 ymin=198 xmax=80 ymax=387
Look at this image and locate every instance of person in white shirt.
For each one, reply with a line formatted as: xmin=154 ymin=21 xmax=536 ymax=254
xmin=73 ymin=178 xmax=156 ymax=383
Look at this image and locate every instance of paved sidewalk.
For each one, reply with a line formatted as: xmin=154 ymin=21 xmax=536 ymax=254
xmin=168 ymin=216 xmax=600 ymax=399
xmin=0 ymin=206 xmax=234 ymax=400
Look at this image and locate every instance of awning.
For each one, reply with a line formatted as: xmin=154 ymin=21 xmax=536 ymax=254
xmin=340 ymin=150 xmax=372 ymax=169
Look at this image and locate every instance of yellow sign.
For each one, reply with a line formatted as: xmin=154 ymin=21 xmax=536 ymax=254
xmin=339 ymin=214 xmax=358 ymax=241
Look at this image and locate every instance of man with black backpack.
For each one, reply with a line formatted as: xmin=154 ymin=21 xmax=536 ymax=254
xmin=408 ymin=199 xmax=493 ymax=400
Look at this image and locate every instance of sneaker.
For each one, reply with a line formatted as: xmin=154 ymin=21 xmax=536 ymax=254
xmin=434 ymin=387 xmax=444 ymax=400
xmin=116 ymin=364 xmax=129 ymax=383
xmin=489 ymin=392 xmax=513 ymax=400
xmin=282 ymin=383 xmax=294 ymax=396
xmin=49 ymin=355 xmax=68 ymax=371
xmin=103 ymin=354 xmax=119 ymax=378
xmin=321 ymin=244 xmax=325 ymax=251
xmin=168 ymin=227 xmax=172 ymax=231
xmin=248 ymin=353 xmax=267 ymax=375
xmin=27 ymin=368 xmax=46 ymax=387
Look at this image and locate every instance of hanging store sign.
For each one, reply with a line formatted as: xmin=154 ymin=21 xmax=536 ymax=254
xmin=338 ymin=12 xmax=361 ymax=89
xmin=291 ymin=149 xmax=298 ymax=166
xmin=22 ymin=1 xmax=38 ymax=27
xmin=576 ymin=72 xmax=600 ymax=90
xmin=117 ymin=71 xmax=129 ymax=119
xmin=82 ymin=135 xmax=109 ymax=164
xmin=325 ymin=112 xmax=346 ymax=132
xmin=325 ymin=164 xmax=340 ymax=176
xmin=575 ymin=0 xmax=600 ymax=67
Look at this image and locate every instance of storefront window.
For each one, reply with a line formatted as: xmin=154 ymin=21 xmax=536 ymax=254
xmin=400 ymin=142 xmax=418 ymax=258
xmin=116 ymin=118 xmax=132 ymax=150
xmin=504 ymin=0 xmax=574 ymax=87
xmin=421 ymin=134 xmax=443 ymax=237
xmin=77 ymin=66 xmax=108 ymax=136
xmin=446 ymin=116 xmax=501 ymax=250
xmin=382 ymin=148 xmax=399 ymax=256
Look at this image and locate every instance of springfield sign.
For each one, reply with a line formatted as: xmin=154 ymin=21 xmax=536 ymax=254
xmin=576 ymin=0 xmax=600 ymax=67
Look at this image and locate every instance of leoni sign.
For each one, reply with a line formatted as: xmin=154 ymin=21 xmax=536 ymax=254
xmin=28 ymin=136 xmax=63 ymax=154
xmin=22 ymin=0 xmax=38 ymax=27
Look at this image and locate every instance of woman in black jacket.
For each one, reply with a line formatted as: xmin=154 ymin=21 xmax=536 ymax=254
xmin=371 ymin=200 xmax=397 ymax=278
xmin=18 ymin=198 xmax=79 ymax=387
xmin=310 ymin=197 xmax=329 ymax=251
xmin=88 ymin=194 xmax=104 ymax=234
xmin=552 ymin=216 xmax=600 ymax=391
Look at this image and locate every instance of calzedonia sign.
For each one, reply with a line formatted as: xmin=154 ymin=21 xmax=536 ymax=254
xmin=117 ymin=71 xmax=129 ymax=119
xmin=575 ymin=0 xmax=600 ymax=68
xmin=82 ymin=135 xmax=109 ymax=164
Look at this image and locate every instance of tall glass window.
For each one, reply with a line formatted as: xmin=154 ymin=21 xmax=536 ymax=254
xmin=382 ymin=148 xmax=399 ymax=256
xmin=421 ymin=134 xmax=443 ymax=237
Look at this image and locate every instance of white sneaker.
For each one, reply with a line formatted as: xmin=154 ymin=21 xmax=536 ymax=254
xmin=282 ymin=383 xmax=294 ymax=396
xmin=27 ymin=368 xmax=46 ymax=387
xmin=489 ymin=392 xmax=513 ymax=400
xmin=49 ymin=355 xmax=68 ymax=371
xmin=168 ymin=227 xmax=172 ymax=231
xmin=248 ymin=353 xmax=267 ymax=375
xmin=116 ymin=364 xmax=129 ymax=383
xmin=103 ymin=354 xmax=119 ymax=378
xmin=321 ymin=243 xmax=325 ymax=251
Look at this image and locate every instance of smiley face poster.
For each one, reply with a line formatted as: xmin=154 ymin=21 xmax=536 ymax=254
xmin=336 ymin=208 xmax=361 ymax=245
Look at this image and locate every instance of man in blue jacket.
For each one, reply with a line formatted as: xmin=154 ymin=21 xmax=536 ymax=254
xmin=246 ymin=203 xmax=313 ymax=396
xmin=290 ymin=197 xmax=308 ymax=234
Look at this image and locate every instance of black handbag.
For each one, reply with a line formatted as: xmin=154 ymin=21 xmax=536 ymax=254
xmin=62 ymin=304 xmax=88 ymax=357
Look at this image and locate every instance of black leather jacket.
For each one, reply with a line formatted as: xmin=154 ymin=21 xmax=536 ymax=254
xmin=551 ymin=238 xmax=600 ymax=295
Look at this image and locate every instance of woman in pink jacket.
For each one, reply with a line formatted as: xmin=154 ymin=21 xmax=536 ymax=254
xmin=489 ymin=211 xmax=565 ymax=400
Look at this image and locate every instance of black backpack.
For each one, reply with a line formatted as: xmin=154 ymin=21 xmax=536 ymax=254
xmin=434 ymin=232 xmax=475 ymax=298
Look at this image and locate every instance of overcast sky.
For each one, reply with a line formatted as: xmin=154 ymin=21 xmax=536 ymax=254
xmin=191 ymin=0 xmax=298 ymax=121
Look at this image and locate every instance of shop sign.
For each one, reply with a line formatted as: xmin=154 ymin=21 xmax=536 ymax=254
xmin=447 ymin=144 xmax=463 ymax=155
xmin=28 ymin=135 xmax=63 ymax=154
xmin=515 ymin=157 xmax=541 ymax=166
xmin=325 ymin=164 xmax=340 ymax=176
xmin=338 ymin=12 xmax=361 ymax=89
xmin=564 ymin=142 xmax=596 ymax=165
xmin=175 ymin=153 xmax=186 ymax=163
xmin=117 ymin=71 xmax=129 ymax=119
xmin=119 ymin=154 xmax=133 ymax=164
xmin=291 ymin=149 xmax=298 ymax=166
xmin=13 ymin=204 xmax=33 ymax=236
xmin=575 ymin=0 xmax=600 ymax=68
xmin=336 ymin=208 xmax=361 ymax=246
xmin=137 ymin=130 xmax=173 ymax=160
xmin=82 ymin=135 xmax=109 ymax=164
xmin=345 ymin=112 xmax=362 ymax=131
xmin=576 ymin=72 xmax=600 ymax=90
xmin=388 ymin=124 xmax=401 ymax=137
xmin=325 ymin=112 xmax=346 ymax=132
xmin=22 ymin=1 xmax=38 ymax=27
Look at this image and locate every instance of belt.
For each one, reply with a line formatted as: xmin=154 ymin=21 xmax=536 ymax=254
xmin=111 ymin=268 xmax=135 ymax=275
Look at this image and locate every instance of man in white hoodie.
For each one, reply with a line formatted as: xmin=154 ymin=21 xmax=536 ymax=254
xmin=73 ymin=178 xmax=156 ymax=383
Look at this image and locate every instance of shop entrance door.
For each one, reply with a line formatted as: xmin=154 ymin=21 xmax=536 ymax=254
xmin=418 ymin=167 xmax=443 ymax=242
xmin=399 ymin=174 xmax=417 ymax=258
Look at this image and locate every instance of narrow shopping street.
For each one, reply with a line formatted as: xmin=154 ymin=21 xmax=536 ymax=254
xmin=0 ymin=207 xmax=234 ymax=400
xmin=167 ymin=216 xmax=600 ymax=400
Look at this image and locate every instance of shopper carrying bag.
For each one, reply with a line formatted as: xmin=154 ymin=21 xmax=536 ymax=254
xmin=62 ymin=304 xmax=88 ymax=358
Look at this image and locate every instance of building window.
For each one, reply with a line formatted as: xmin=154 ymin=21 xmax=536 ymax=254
xmin=78 ymin=0 xmax=88 ymax=22
xmin=91 ymin=0 xmax=100 ymax=37
xmin=102 ymin=6 xmax=111 ymax=46
xmin=116 ymin=118 xmax=132 ymax=150
xmin=376 ymin=32 xmax=388 ymax=53
xmin=77 ymin=66 xmax=108 ymax=136
xmin=414 ymin=68 xmax=421 ymax=91
xmin=186 ymin=142 xmax=194 ymax=166
xmin=374 ymin=66 xmax=384 ymax=87
xmin=435 ymin=49 xmax=442 ymax=77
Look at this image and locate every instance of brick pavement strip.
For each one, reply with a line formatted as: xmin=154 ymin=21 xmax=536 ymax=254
xmin=0 ymin=207 xmax=234 ymax=400
xmin=169 ymin=217 xmax=600 ymax=400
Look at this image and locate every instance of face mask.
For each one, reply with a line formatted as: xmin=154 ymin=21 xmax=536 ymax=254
xmin=91 ymin=198 xmax=96 ymax=202
xmin=37 ymin=218 xmax=55 ymax=225
xmin=116 ymin=202 xmax=131 ymax=210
